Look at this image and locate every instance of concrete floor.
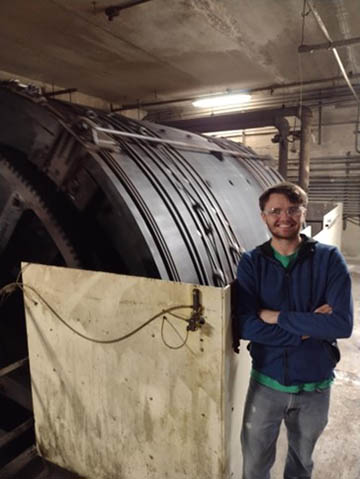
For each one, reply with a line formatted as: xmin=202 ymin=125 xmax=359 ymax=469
xmin=272 ymin=256 xmax=360 ymax=479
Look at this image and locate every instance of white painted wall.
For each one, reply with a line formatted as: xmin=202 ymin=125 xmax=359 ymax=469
xmin=313 ymin=203 xmax=343 ymax=249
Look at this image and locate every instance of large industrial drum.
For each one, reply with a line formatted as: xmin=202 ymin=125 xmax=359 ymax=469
xmin=0 ymin=81 xmax=281 ymax=287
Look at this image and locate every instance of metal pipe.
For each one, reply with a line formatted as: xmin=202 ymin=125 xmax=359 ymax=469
xmin=355 ymin=105 xmax=360 ymax=153
xmin=318 ymin=102 xmax=322 ymax=145
xmin=306 ymin=0 xmax=360 ymax=104
xmin=0 ymin=446 xmax=37 ymax=478
xmin=308 ymin=179 xmax=360 ymax=182
xmin=0 ymin=418 xmax=33 ymax=449
xmin=309 ymin=193 xmax=360 ymax=196
xmin=308 ymin=185 xmax=360 ymax=188
xmin=43 ymin=88 xmax=77 ymax=98
xmin=144 ymin=86 xmax=360 ymax=126
xmin=308 ymin=188 xmax=360 ymax=191
xmin=165 ymin=108 xmax=301 ymax=179
xmin=117 ymin=74 xmax=360 ymax=112
xmin=299 ymin=35 xmax=360 ymax=53
xmin=0 ymin=357 xmax=28 ymax=377
xmin=297 ymin=184 xmax=359 ymax=188
xmin=298 ymin=107 xmax=313 ymax=191
xmin=165 ymin=107 xmax=315 ymax=182
xmin=87 ymin=122 xmax=260 ymax=158
xmin=289 ymin=166 xmax=360 ymax=172
xmin=274 ymin=116 xmax=289 ymax=179
xmin=309 ymin=181 xmax=360 ymax=184
xmin=290 ymin=178 xmax=360 ymax=183
xmin=288 ymin=166 xmax=360 ymax=170
xmin=287 ymin=155 xmax=360 ymax=162
xmin=304 ymin=173 xmax=360 ymax=177
xmin=310 ymin=186 xmax=359 ymax=189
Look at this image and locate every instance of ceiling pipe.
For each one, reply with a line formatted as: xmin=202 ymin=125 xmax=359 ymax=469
xmin=162 ymin=109 xmax=290 ymax=179
xmin=317 ymin=102 xmax=322 ymax=145
xmin=162 ymin=109 xmax=289 ymax=180
xmin=143 ymin=85 xmax=360 ymax=126
xmin=305 ymin=0 xmax=360 ymax=155
xmin=299 ymin=35 xmax=360 ymax=53
xmin=298 ymin=107 xmax=313 ymax=192
xmin=43 ymin=88 xmax=77 ymax=98
xmin=163 ymin=106 xmax=312 ymax=188
xmin=306 ymin=0 xmax=359 ymax=104
xmin=274 ymin=116 xmax=290 ymax=179
xmin=116 ymin=74 xmax=360 ymax=113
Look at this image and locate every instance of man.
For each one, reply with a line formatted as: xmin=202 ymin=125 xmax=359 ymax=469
xmin=236 ymin=182 xmax=353 ymax=479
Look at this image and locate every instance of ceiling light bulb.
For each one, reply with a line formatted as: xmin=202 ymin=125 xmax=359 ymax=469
xmin=192 ymin=93 xmax=251 ymax=108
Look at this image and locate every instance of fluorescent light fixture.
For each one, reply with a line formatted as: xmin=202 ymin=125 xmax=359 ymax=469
xmin=192 ymin=93 xmax=251 ymax=108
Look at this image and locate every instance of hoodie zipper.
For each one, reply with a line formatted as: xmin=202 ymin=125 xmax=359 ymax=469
xmin=258 ymin=237 xmax=316 ymax=386
xmin=263 ymin=258 xmax=292 ymax=385
xmin=284 ymin=349 xmax=289 ymax=386
xmin=283 ymin=269 xmax=291 ymax=385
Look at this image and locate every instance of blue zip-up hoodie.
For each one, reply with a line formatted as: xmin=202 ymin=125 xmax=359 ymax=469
xmin=236 ymin=235 xmax=353 ymax=385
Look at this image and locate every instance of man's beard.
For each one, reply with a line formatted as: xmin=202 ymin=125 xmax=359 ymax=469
xmin=266 ymin=222 xmax=302 ymax=240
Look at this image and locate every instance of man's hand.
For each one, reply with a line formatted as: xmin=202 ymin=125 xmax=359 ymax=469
xmin=302 ymin=304 xmax=333 ymax=340
xmin=259 ymin=309 xmax=279 ymax=324
xmin=314 ymin=303 xmax=333 ymax=314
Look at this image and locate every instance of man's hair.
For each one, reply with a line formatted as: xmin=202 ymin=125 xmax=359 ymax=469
xmin=259 ymin=182 xmax=308 ymax=211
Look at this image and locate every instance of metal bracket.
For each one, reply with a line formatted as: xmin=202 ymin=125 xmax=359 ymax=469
xmin=100 ymin=0 xmax=155 ymax=21
xmin=105 ymin=6 xmax=121 ymax=21
xmin=187 ymin=288 xmax=205 ymax=332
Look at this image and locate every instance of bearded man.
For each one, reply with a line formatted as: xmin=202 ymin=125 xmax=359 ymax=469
xmin=236 ymin=182 xmax=353 ymax=479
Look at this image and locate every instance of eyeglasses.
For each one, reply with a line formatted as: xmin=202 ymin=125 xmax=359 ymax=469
xmin=262 ymin=206 xmax=306 ymax=217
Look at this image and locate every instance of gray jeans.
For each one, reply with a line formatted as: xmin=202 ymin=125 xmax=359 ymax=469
xmin=241 ymin=377 xmax=330 ymax=479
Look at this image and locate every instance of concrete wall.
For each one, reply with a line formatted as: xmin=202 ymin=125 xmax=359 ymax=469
xmin=343 ymin=220 xmax=360 ymax=258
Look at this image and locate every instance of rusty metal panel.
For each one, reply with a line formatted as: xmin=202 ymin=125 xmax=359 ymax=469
xmin=23 ymin=264 xmax=250 ymax=479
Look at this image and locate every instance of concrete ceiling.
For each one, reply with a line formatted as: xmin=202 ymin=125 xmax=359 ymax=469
xmin=1 ymin=0 xmax=360 ymax=113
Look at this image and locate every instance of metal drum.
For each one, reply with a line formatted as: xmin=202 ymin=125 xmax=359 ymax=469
xmin=0 ymin=81 xmax=283 ymax=477
xmin=0 ymin=81 xmax=281 ymax=287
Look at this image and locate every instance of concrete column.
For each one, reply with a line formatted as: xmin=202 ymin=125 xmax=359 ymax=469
xmin=298 ymin=107 xmax=313 ymax=191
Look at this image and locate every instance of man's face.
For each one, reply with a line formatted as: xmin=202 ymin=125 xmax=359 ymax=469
xmin=261 ymin=193 xmax=306 ymax=240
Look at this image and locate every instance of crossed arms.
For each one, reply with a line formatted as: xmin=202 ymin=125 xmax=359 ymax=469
xmin=259 ymin=304 xmax=332 ymax=340
xmin=236 ymin=251 xmax=353 ymax=346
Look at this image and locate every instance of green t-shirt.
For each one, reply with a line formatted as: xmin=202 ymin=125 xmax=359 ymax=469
xmin=271 ymin=245 xmax=298 ymax=268
xmin=253 ymin=245 xmax=333 ymax=393
xmin=251 ymin=369 xmax=333 ymax=393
